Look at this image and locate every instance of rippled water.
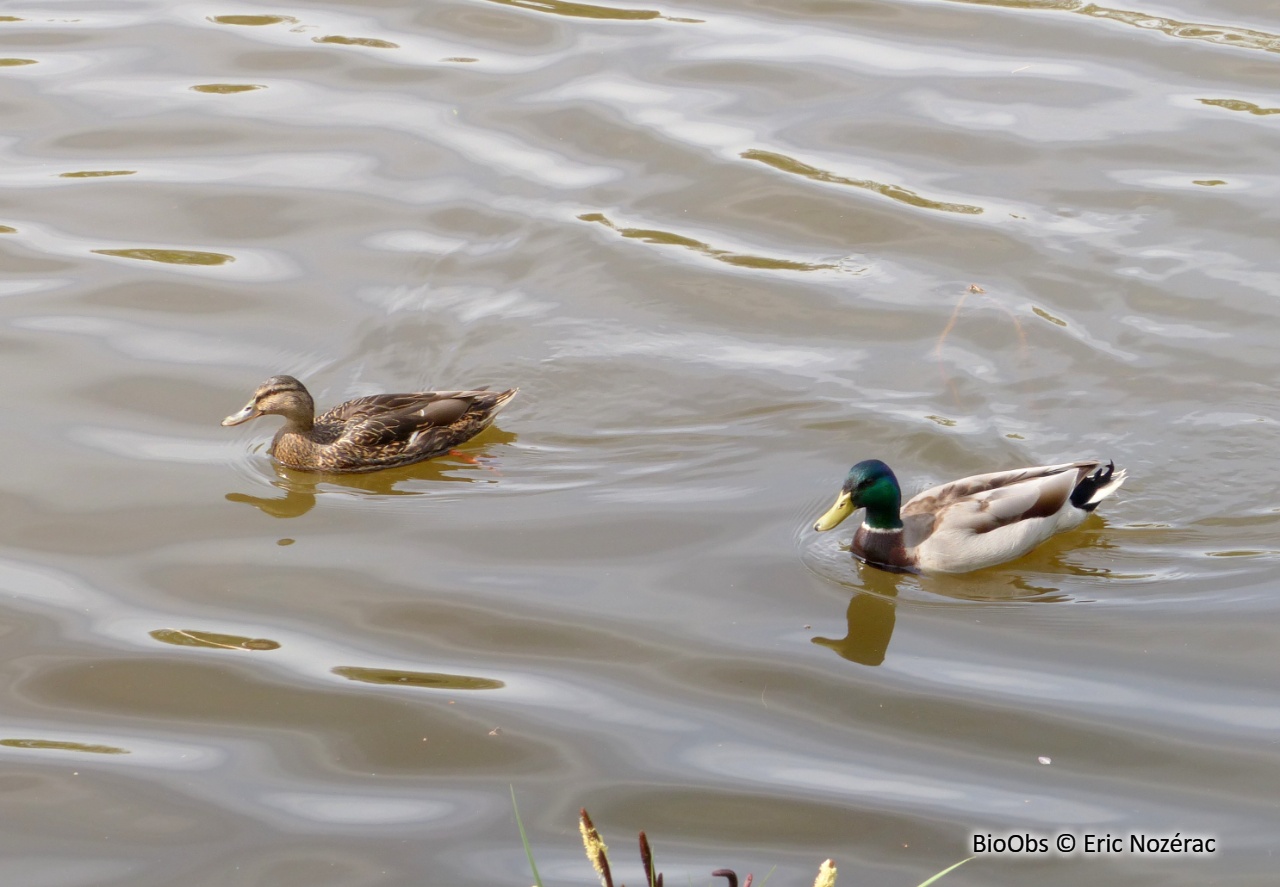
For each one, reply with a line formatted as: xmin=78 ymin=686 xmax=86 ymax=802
xmin=1 ymin=1 xmax=1278 ymax=885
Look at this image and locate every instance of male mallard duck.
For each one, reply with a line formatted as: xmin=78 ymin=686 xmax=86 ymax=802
xmin=813 ymin=459 xmax=1126 ymax=574
xmin=222 ymin=375 xmax=517 ymax=473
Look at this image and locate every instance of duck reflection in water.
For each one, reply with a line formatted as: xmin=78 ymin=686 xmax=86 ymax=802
xmin=812 ymin=529 xmax=1125 ymax=666
xmin=812 ymin=568 xmax=902 ymax=666
xmin=226 ymin=428 xmax=516 ymax=518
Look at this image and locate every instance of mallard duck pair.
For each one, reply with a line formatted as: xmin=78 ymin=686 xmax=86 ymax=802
xmin=222 ymin=375 xmax=517 ymax=474
xmin=223 ymin=375 xmax=1126 ymax=574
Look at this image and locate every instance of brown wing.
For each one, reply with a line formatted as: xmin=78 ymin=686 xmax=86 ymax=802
xmin=333 ymin=392 xmax=492 ymax=449
xmin=903 ymin=462 xmax=1102 ymax=535
xmin=318 ymin=389 xmax=489 ymax=425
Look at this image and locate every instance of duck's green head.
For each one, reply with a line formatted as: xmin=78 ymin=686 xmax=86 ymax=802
xmin=813 ymin=459 xmax=903 ymax=531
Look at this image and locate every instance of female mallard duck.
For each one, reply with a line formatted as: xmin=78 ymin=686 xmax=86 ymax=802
xmin=813 ymin=459 xmax=1126 ymax=574
xmin=222 ymin=375 xmax=517 ymax=473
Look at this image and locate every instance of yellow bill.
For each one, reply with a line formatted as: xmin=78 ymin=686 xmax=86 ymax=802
xmin=814 ymin=491 xmax=854 ymax=532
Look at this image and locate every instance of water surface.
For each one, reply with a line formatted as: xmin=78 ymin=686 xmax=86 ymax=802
xmin=0 ymin=1 xmax=1277 ymax=885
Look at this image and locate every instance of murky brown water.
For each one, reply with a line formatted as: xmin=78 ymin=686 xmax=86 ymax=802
xmin=0 ymin=1 xmax=1277 ymax=885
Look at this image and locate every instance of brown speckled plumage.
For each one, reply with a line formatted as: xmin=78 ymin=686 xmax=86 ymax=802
xmin=223 ymin=375 xmax=517 ymax=472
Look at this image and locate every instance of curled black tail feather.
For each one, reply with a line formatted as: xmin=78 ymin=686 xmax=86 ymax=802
xmin=1070 ymin=460 xmax=1115 ymax=512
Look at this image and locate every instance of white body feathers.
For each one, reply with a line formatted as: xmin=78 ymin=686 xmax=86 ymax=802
xmin=906 ymin=461 xmax=1127 ymax=573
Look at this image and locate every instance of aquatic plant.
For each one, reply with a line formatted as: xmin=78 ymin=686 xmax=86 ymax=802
xmin=511 ymin=788 xmax=971 ymax=887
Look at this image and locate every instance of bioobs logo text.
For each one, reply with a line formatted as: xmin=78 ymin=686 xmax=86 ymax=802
xmin=972 ymin=833 xmax=1052 ymax=855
